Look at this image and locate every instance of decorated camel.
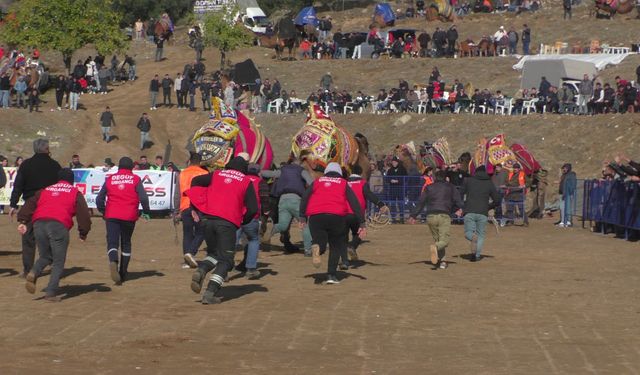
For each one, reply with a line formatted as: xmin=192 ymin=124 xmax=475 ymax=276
xmin=291 ymin=103 xmax=371 ymax=179
xmin=189 ymin=96 xmax=273 ymax=170
xmin=593 ymin=0 xmax=636 ymax=18
xmin=470 ymin=134 xmax=541 ymax=176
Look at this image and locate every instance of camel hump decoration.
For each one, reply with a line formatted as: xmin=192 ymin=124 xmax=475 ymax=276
xmin=471 ymin=134 xmax=541 ymax=175
xmin=190 ymin=96 xmax=273 ymax=170
xmin=292 ymin=102 xmax=370 ymax=177
xmin=426 ymin=0 xmax=456 ymax=22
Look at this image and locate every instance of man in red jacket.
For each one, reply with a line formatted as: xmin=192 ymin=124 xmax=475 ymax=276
xmin=300 ymin=162 xmax=366 ymax=285
xmin=345 ymin=164 xmax=387 ymax=264
xmin=96 ymin=157 xmax=151 ymax=284
xmin=188 ymin=157 xmax=258 ymax=304
xmin=17 ymin=168 xmax=92 ymax=302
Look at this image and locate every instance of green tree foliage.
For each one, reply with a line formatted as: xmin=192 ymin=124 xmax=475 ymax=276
xmin=202 ymin=7 xmax=253 ymax=69
xmin=257 ymin=0 xmax=312 ymax=16
xmin=111 ymin=0 xmax=192 ymax=28
xmin=0 ymin=0 xmax=127 ymax=72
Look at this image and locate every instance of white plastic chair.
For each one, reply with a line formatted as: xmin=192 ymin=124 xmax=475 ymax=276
xmin=343 ymin=102 xmax=354 ymax=114
xmin=267 ymin=98 xmax=283 ymax=114
xmin=522 ymin=98 xmax=538 ymax=114
xmin=495 ymin=98 xmax=513 ymax=115
xmin=416 ymin=100 xmax=428 ymax=114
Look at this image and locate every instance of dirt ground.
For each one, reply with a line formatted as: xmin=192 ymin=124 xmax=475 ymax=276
xmin=1 ymin=216 xmax=639 ymax=374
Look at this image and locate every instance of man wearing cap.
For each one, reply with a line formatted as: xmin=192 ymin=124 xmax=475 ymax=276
xmin=188 ymin=156 xmax=258 ymax=304
xmin=96 ymin=157 xmax=151 ymax=284
xmin=17 ymin=168 xmax=92 ymax=302
xmin=10 ymin=139 xmax=62 ymax=277
xmin=179 ymin=153 xmax=208 ymax=268
xmin=460 ymin=166 xmax=501 ymax=262
xmin=409 ymin=170 xmax=464 ymax=270
xmin=300 ymin=162 xmax=366 ymax=285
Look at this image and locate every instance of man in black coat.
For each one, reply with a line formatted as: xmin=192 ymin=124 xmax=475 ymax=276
xmin=460 ymin=166 xmax=501 ymax=262
xmin=432 ymin=27 xmax=447 ymax=57
xmin=10 ymin=139 xmax=62 ymax=276
xmin=386 ymin=157 xmax=408 ymax=223
xmin=446 ymin=25 xmax=458 ymax=56
xmin=136 ymin=113 xmax=152 ymax=150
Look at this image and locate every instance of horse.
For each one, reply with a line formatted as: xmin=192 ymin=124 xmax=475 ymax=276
xmin=458 ymin=39 xmax=476 ymax=57
xmin=477 ymin=37 xmax=496 ymax=56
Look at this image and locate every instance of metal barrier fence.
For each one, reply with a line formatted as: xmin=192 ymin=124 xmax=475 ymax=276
xmin=582 ymin=180 xmax=640 ymax=234
xmin=369 ymin=176 xmax=526 ymax=223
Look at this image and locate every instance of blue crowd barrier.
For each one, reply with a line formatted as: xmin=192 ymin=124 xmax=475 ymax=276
xmin=368 ymin=176 xmax=526 ymax=223
xmin=583 ymin=179 xmax=640 ymax=232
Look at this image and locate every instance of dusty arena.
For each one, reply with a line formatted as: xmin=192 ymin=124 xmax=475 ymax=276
xmin=1 ymin=218 xmax=639 ymax=374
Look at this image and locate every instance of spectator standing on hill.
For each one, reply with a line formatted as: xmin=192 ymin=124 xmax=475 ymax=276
xmin=188 ymin=79 xmax=198 ymax=111
xmin=72 ymin=60 xmax=85 ymax=79
xmin=175 ymin=73 xmax=184 ymax=109
xmin=28 ymin=89 xmax=40 ymax=113
xmin=0 ymin=72 xmax=10 ymax=108
xmin=98 ymin=65 xmax=109 ymax=94
xmin=70 ymin=78 xmax=82 ymax=111
xmin=161 ymin=74 xmax=173 ymax=107
xmin=507 ymin=28 xmax=518 ymax=55
xmin=522 ymin=24 xmax=531 ymax=55
xmin=201 ymin=78 xmax=212 ymax=111
xmin=194 ymin=37 xmax=204 ymax=62
xmin=14 ymin=77 xmax=27 ymax=108
xmin=578 ymin=74 xmax=594 ymax=115
xmin=446 ymin=25 xmax=458 ymax=57
xmin=417 ymin=30 xmax=431 ymax=57
xmin=155 ymin=36 xmax=165 ymax=62
xmin=110 ymin=55 xmax=119 ymax=81
xmin=563 ymin=0 xmax=572 ymax=19
xmin=432 ymin=27 xmax=447 ymax=57
xmin=320 ymin=72 xmax=333 ymax=91
xmin=149 ymin=74 xmax=160 ymax=110
xmin=100 ymin=106 xmax=116 ymax=142
xmin=136 ymin=113 xmax=151 ymax=150
xmin=10 ymin=139 xmax=62 ymax=277
xmin=124 ymin=54 xmax=136 ymax=81
xmin=135 ymin=19 xmax=144 ymax=40
xmin=55 ymin=75 xmax=66 ymax=110
xmin=224 ymin=81 xmax=235 ymax=109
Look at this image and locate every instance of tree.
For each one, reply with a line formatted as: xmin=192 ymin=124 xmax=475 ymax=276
xmin=202 ymin=7 xmax=253 ymax=69
xmin=111 ymin=0 xmax=192 ymax=28
xmin=0 ymin=0 xmax=127 ymax=73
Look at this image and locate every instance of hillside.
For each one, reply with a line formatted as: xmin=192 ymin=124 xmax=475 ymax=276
xmin=1 ymin=1 xmax=639 ymax=179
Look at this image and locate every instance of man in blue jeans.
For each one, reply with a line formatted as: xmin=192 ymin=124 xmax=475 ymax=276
xmin=460 ymin=166 xmax=502 ymax=262
xmin=236 ymin=163 xmax=270 ymax=278
xmin=558 ymin=163 xmax=576 ymax=227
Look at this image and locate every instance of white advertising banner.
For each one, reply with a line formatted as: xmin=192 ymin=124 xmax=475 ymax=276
xmin=193 ymin=0 xmax=233 ymax=14
xmin=0 ymin=168 xmax=176 ymax=211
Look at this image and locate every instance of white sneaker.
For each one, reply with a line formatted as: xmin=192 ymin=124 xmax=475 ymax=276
xmin=558 ymin=222 xmax=566 ymax=228
xmin=564 ymin=222 xmax=572 ymax=228
xmin=181 ymin=263 xmax=191 ymax=269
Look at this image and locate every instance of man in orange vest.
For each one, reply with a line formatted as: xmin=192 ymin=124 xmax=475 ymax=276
xmin=16 ymin=169 xmax=92 ymax=302
xmin=504 ymin=163 xmax=528 ymax=226
xmin=179 ymin=152 xmax=208 ymax=269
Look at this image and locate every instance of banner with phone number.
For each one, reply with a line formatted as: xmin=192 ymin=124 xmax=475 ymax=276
xmin=0 ymin=168 xmax=176 ymax=211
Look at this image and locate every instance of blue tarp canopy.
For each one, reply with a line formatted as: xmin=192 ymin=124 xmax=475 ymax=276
xmin=295 ymin=6 xmax=318 ymax=26
xmin=374 ymin=3 xmax=396 ymax=24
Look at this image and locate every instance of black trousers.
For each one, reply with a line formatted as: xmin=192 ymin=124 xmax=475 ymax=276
xmin=55 ymin=90 xmax=64 ymax=107
xmin=309 ymin=214 xmax=347 ymax=276
xmin=182 ymin=208 xmax=204 ymax=255
xmin=200 ymin=218 xmax=238 ymax=288
xmin=345 ymin=214 xmax=362 ymax=250
xmin=106 ymin=219 xmax=136 ymax=278
xmin=163 ymin=89 xmax=171 ymax=105
xmin=21 ymin=222 xmax=36 ymax=274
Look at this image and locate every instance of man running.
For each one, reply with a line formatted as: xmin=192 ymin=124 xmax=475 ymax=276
xmin=178 ymin=152 xmax=208 ymax=268
xmin=345 ymin=164 xmax=387 ymax=263
xmin=188 ymin=157 xmax=258 ymax=304
xmin=300 ymin=162 xmax=366 ymax=284
xmin=460 ymin=166 xmax=502 ymax=262
xmin=408 ymin=170 xmax=464 ymax=270
xmin=17 ymin=169 xmax=92 ymax=302
xmin=96 ymin=157 xmax=151 ymax=284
